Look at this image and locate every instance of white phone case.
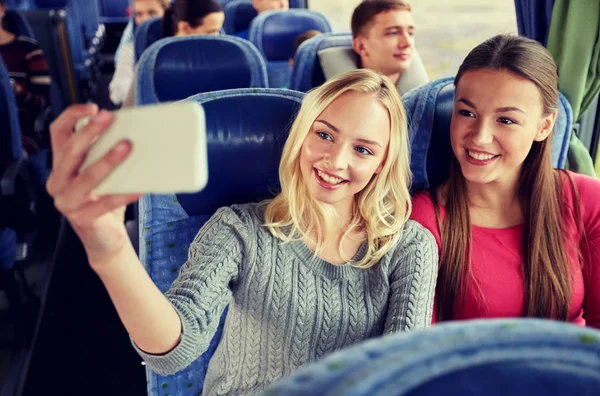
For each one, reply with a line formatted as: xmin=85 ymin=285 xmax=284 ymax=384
xmin=79 ymin=102 xmax=208 ymax=195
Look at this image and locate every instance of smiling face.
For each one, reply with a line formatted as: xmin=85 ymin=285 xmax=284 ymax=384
xmin=450 ymin=68 xmax=556 ymax=189
xmin=299 ymin=92 xmax=391 ymax=215
xmin=352 ymin=9 xmax=415 ymax=83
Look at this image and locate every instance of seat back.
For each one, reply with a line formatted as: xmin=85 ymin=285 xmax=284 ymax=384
xmin=249 ymin=9 xmax=331 ymax=88
xmin=22 ymin=8 xmax=81 ymax=115
xmin=99 ymin=0 xmax=129 ymax=23
xmin=139 ymin=88 xmax=304 ymax=396
xmin=0 ymin=57 xmax=23 ymax=169
xmin=402 ymin=78 xmax=573 ymax=191
xmin=0 ymin=58 xmax=24 ymax=269
xmin=217 ymin=0 xmax=242 ymax=8
xmin=134 ymin=16 xmax=162 ymax=62
xmin=32 ymin=0 xmax=86 ymax=68
xmin=289 ymin=32 xmax=351 ymax=92
xmin=290 ymin=32 xmax=429 ymax=93
xmin=134 ymin=35 xmax=268 ymax=105
xmin=3 ymin=9 xmax=35 ymax=37
xmin=289 ymin=0 xmax=307 ymax=8
xmin=264 ymin=318 xmax=600 ymax=395
xmin=3 ymin=0 xmax=32 ymax=9
xmin=223 ymin=0 xmax=256 ymax=35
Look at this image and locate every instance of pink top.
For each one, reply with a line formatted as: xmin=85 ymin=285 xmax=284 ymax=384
xmin=411 ymin=171 xmax=600 ymax=328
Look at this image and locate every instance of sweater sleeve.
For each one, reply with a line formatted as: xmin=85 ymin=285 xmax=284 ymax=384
xmin=384 ymin=220 xmax=437 ymax=333
xmin=571 ymin=173 xmax=600 ymax=329
xmin=132 ymin=206 xmax=255 ymax=375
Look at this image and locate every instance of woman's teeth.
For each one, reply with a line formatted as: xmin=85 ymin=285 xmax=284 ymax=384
xmin=318 ymin=169 xmax=344 ymax=184
xmin=468 ymin=150 xmax=496 ymax=161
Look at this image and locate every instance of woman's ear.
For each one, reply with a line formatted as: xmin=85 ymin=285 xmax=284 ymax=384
xmin=534 ymin=110 xmax=558 ymax=142
xmin=176 ymin=21 xmax=191 ymax=36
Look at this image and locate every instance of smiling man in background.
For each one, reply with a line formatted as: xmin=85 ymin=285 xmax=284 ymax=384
xmin=351 ymin=0 xmax=416 ymax=86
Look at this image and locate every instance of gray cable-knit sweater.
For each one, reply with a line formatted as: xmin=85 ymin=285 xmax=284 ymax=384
xmin=134 ymin=203 xmax=437 ymax=395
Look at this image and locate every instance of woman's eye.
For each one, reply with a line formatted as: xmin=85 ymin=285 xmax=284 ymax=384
xmin=355 ymin=146 xmax=373 ymax=156
xmin=317 ymin=131 xmax=333 ymax=141
xmin=458 ymin=109 xmax=475 ymax=118
xmin=498 ymin=117 xmax=516 ymax=125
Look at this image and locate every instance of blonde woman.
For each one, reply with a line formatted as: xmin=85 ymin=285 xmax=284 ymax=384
xmin=46 ymin=69 xmax=437 ymax=395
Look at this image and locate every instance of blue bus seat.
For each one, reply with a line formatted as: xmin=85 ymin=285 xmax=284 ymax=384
xmin=134 ymin=35 xmax=268 ymax=105
xmin=32 ymin=0 xmax=86 ymax=75
xmin=3 ymin=0 xmax=33 ymax=9
xmin=289 ymin=32 xmax=352 ymax=92
xmin=0 ymin=56 xmax=39 ymax=265
xmin=289 ymin=0 xmax=307 ymax=7
xmin=138 ymin=88 xmax=304 ymax=396
xmin=217 ymin=0 xmax=244 ymax=8
xmin=134 ymin=16 xmax=162 ymax=62
xmin=222 ymin=0 xmax=256 ymax=36
xmin=402 ymin=77 xmax=573 ymax=191
xmin=249 ymin=9 xmax=331 ymax=88
xmin=22 ymin=8 xmax=82 ymax=115
xmin=264 ymin=318 xmax=600 ymax=395
xmin=99 ymin=0 xmax=129 ymax=24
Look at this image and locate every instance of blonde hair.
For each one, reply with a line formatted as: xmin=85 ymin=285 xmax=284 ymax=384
xmin=264 ymin=69 xmax=412 ymax=268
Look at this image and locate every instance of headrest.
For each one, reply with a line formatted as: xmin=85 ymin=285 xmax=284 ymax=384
xmin=249 ymin=9 xmax=331 ymax=61
xmin=134 ymin=17 xmax=162 ymax=62
xmin=139 ymin=89 xmax=303 ymax=226
xmin=264 ymin=318 xmax=600 ymax=395
xmin=318 ymin=40 xmax=429 ymax=95
xmin=4 ymin=10 xmax=35 ymax=38
xmin=101 ymin=0 xmax=129 ymax=18
xmin=217 ymin=0 xmax=237 ymax=8
xmin=32 ymin=0 xmax=67 ymax=7
xmin=289 ymin=0 xmax=307 ymax=7
xmin=135 ymin=35 xmax=269 ymax=105
xmin=402 ymin=78 xmax=573 ymax=191
xmin=176 ymin=88 xmax=303 ymax=217
xmin=223 ymin=0 xmax=257 ymax=35
xmin=289 ymin=33 xmax=351 ymax=92
xmin=0 ymin=58 xmax=23 ymax=166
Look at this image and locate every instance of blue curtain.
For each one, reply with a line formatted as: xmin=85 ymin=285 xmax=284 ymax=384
xmin=514 ymin=0 xmax=556 ymax=46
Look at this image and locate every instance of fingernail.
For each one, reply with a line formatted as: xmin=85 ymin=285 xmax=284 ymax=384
xmin=91 ymin=110 xmax=111 ymax=123
xmin=113 ymin=140 xmax=131 ymax=155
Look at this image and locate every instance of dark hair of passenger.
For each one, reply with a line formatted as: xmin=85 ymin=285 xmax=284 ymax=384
xmin=291 ymin=30 xmax=321 ymax=59
xmin=351 ymin=0 xmax=411 ymax=38
xmin=433 ymin=34 xmax=582 ymax=322
xmin=161 ymin=0 xmax=222 ymax=38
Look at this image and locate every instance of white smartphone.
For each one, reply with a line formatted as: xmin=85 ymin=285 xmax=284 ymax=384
xmin=78 ymin=102 xmax=208 ymax=195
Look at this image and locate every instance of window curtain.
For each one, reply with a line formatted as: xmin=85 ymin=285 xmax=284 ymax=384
xmin=546 ymin=0 xmax=600 ymax=176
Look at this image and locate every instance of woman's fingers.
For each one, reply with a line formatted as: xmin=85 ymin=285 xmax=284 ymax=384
xmin=49 ymin=103 xmax=99 ymax=154
xmin=53 ymin=140 xmax=133 ymax=214
xmin=47 ymin=110 xmax=115 ymax=198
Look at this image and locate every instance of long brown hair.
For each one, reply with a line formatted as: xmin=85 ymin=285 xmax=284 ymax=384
xmin=434 ymin=34 xmax=575 ymax=322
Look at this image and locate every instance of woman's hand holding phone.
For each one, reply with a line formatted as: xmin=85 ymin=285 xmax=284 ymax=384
xmin=46 ymin=104 xmax=142 ymax=268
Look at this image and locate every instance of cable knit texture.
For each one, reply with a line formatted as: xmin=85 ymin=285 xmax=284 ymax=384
xmin=133 ymin=203 xmax=437 ymax=395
